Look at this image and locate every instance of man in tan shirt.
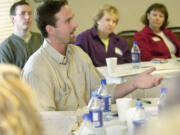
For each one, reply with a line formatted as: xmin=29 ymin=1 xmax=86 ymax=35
xmin=23 ymin=0 xmax=163 ymax=111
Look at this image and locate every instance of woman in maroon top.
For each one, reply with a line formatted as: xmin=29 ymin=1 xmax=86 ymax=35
xmin=134 ymin=3 xmax=180 ymax=61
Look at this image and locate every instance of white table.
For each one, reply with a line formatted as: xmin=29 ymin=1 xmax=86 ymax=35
xmin=105 ymin=98 xmax=159 ymax=135
xmin=74 ymin=100 xmax=158 ymax=135
xmin=41 ymin=100 xmax=158 ymax=135
xmin=40 ymin=111 xmax=77 ymax=135
xmin=97 ymin=58 xmax=180 ymax=98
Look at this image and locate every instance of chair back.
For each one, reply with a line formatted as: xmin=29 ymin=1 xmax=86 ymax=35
xmin=168 ymin=27 xmax=180 ymax=41
xmin=118 ymin=30 xmax=137 ymax=50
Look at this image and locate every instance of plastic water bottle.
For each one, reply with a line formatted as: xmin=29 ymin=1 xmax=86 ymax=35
xmin=157 ymin=88 xmax=168 ymax=113
xmin=132 ymin=100 xmax=147 ymax=133
xmin=89 ymin=92 xmax=105 ymax=135
xmin=99 ymin=80 xmax=112 ymax=121
xmin=78 ymin=113 xmax=95 ymax=135
xmin=131 ymin=41 xmax=141 ymax=69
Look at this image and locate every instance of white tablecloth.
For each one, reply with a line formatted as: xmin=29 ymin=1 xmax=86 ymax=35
xmin=40 ymin=111 xmax=78 ymax=135
xmin=97 ymin=58 xmax=180 ymax=98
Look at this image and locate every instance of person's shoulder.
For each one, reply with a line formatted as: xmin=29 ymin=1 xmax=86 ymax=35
xmin=30 ymin=31 xmax=44 ymax=43
xmin=113 ymin=33 xmax=125 ymax=40
xmin=69 ymin=44 xmax=85 ymax=53
xmin=163 ymin=28 xmax=175 ymax=35
xmin=0 ymin=34 xmax=15 ymax=48
xmin=134 ymin=31 xmax=143 ymax=38
xmin=77 ymin=28 xmax=92 ymax=38
xmin=31 ymin=31 xmax=41 ymax=36
xmin=75 ymin=28 xmax=94 ymax=46
xmin=30 ymin=31 xmax=43 ymax=39
xmin=77 ymin=26 xmax=97 ymax=39
xmin=26 ymin=47 xmax=42 ymax=62
xmin=111 ymin=33 xmax=128 ymax=43
xmin=69 ymin=44 xmax=92 ymax=62
xmin=135 ymin=29 xmax=145 ymax=35
xmin=23 ymin=47 xmax=45 ymax=72
xmin=134 ymin=27 xmax=149 ymax=39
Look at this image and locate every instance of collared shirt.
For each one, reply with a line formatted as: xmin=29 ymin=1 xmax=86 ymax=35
xmin=75 ymin=26 xmax=131 ymax=67
xmin=23 ymin=40 xmax=116 ymax=111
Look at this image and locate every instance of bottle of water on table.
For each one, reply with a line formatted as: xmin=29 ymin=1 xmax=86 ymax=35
xmin=158 ymin=88 xmax=168 ymax=113
xmin=99 ymin=79 xmax=112 ymax=121
xmin=132 ymin=100 xmax=147 ymax=133
xmin=89 ymin=92 xmax=105 ymax=135
xmin=78 ymin=113 xmax=95 ymax=135
xmin=131 ymin=41 xmax=141 ymax=69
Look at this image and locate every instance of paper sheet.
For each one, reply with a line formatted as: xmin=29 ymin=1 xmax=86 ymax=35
xmin=40 ymin=111 xmax=77 ymax=135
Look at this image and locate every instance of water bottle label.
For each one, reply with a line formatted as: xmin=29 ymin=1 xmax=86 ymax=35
xmin=133 ymin=120 xmax=146 ymax=133
xmin=132 ymin=53 xmax=140 ymax=63
xmin=100 ymin=96 xmax=111 ymax=112
xmin=89 ymin=110 xmax=103 ymax=128
xmin=109 ymin=97 xmax=111 ymax=111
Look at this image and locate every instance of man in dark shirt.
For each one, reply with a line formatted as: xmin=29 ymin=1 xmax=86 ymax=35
xmin=0 ymin=1 xmax=43 ymax=69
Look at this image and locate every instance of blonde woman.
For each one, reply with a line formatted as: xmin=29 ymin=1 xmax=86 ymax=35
xmin=75 ymin=4 xmax=131 ymax=67
xmin=0 ymin=64 xmax=42 ymax=135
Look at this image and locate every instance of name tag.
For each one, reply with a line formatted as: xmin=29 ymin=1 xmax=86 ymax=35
xmin=115 ymin=47 xmax=123 ymax=56
xmin=152 ymin=37 xmax=160 ymax=42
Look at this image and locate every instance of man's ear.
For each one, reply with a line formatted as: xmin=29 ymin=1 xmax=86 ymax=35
xmin=10 ymin=15 xmax=15 ymax=24
xmin=45 ymin=25 xmax=54 ymax=35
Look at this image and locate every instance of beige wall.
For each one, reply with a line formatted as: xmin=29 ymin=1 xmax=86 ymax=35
xmin=28 ymin=0 xmax=180 ymax=35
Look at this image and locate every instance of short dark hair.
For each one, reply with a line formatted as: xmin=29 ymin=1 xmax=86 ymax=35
xmin=35 ymin=0 xmax=68 ymax=38
xmin=141 ymin=3 xmax=169 ymax=29
xmin=10 ymin=1 xmax=29 ymax=15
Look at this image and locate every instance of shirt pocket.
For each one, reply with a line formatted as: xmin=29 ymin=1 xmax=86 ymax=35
xmin=71 ymin=72 xmax=88 ymax=106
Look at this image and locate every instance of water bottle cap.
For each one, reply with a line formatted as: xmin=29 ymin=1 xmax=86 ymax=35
xmin=83 ymin=113 xmax=91 ymax=121
xmin=101 ymin=79 xmax=107 ymax=85
xmin=136 ymin=100 xmax=143 ymax=107
xmin=133 ymin=41 xmax=137 ymax=45
xmin=92 ymin=91 xmax=99 ymax=97
xmin=161 ymin=88 xmax=167 ymax=93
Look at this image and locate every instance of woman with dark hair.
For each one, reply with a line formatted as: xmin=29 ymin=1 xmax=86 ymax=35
xmin=134 ymin=3 xmax=180 ymax=61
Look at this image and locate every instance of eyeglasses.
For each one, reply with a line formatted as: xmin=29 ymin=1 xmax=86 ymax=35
xmin=15 ymin=11 xmax=32 ymax=17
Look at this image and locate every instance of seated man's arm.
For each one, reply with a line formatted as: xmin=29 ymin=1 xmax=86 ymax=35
xmin=0 ymin=44 xmax=13 ymax=63
xmin=114 ymin=67 xmax=163 ymax=99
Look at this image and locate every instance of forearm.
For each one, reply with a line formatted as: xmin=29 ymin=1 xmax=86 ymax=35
xmin=114 ymin=79 xmax=136 ymax=99
xmin=114 ymin=67 xmax=163 ymax=99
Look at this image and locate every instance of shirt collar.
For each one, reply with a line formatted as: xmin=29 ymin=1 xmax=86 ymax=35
xmin=91 ymin=26 xmax=99 ymax=38
xmin=14 ymin=31 xmax=31 ymax=43
xmin=23 ymin=32 xmax=31 ymax=43
xmin=43 ymin=39 xmax=70 ymax=65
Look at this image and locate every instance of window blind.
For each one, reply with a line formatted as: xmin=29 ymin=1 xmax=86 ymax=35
xmin=0 ymin=0 xmax=15 ymax=44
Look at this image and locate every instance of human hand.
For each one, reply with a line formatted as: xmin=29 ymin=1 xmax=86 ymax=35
xmin=132 ymin=67 xmax=163 ymax=89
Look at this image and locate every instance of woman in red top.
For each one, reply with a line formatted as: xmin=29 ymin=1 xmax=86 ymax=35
xmin=134 ymin=3 xmax=180 ymax=61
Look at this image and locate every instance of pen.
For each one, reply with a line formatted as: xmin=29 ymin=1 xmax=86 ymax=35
xmin=137 ymin=98 xmax=151 ymax=104
xmin=142 ymin=99 xmax=151 ymax=104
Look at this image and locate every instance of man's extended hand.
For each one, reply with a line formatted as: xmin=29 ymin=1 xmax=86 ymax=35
xmin=133 ymin=67 xmax=163 ymax=89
